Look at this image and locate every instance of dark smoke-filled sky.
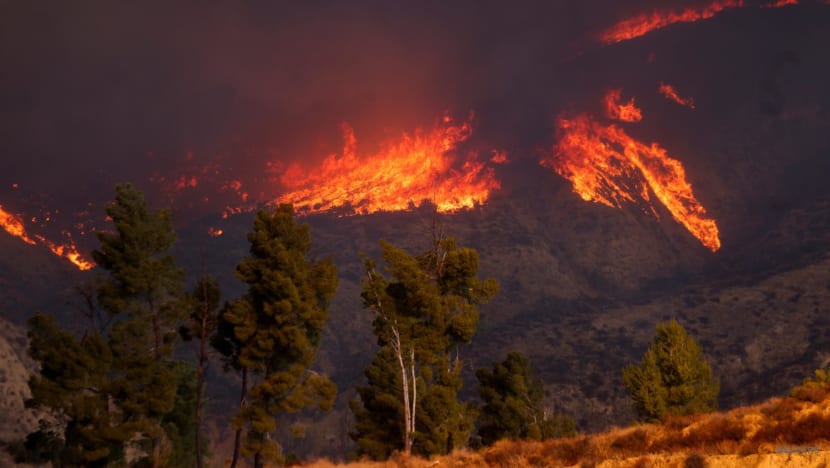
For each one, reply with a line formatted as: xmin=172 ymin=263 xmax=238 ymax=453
xmin=0 ymin=0 xmax=807 ymax=244
xmin=0 ymin=1 xmax=658 ymax=198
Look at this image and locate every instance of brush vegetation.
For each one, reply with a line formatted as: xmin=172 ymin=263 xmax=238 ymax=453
xmin=301 ymin=380 xmax=830 ymax=468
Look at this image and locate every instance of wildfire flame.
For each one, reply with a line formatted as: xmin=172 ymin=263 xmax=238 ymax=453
xmin=0 ymin=204 xmax=93 ymax=269
xmin=763 ymin=0 xmax=797 ymax=7
xmin=0 ymin=205 xmax=37 ymax=245
xmin=604 ymin=89 xmax=643 ymax=122
xmin=599 ymin=0 xmax=744 ymax=45
xmin=275 ymin=114 xmax=500 ymax=215
xmin=543 ymin=113 xmax=721 ymax=252
xmin=658 ymin=82 xmax=696 ymax=109
xmin=599 ymin=0 xmax=809 ymax=44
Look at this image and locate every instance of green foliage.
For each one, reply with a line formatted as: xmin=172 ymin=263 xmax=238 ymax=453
xmin=220 ymin=204 xmax=338 ymax=467
xmin=93 ymin=184 xmax=189 ymax=463
xmin=161 ymin=361 xmax=207 ymax=467
xmin=804 ymin=367 xmax=830 ymax=385
xmin=623 ymin=320 xmax=719 ymax=422
xmin=476 ymin=351 xmax=576 ymax=445
xmin=351 ymin=237 xmax=498 ymax=459
xmin=790 ymin=367 xmax=830 ymax=402
xmin=93 ymin=184 xmax=184 ymax=330
xmin=19 ymin=184 xmax=196 ymax=467
xmin=10 ymin=420 xmax=64 ymax=466
xmin=21 ymin=312 xmax=127 ymax=467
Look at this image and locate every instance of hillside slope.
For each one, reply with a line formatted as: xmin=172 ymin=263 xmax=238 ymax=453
xmin=304 ymin=382 xmax=830 ymax=467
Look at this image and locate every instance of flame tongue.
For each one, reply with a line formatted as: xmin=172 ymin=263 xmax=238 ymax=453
xmin=276 ymin=115 xmax=500 ymax=215
xmin=599 ymin=0 xmax=744 ymax=45
xmin=763 ymin=0 xmax=798 ymax=7
xmin=658 ymin=82 xmax=696 ymax=109
xmin=0 ymin=205 xmax=38 ymax=245
xmin=544 ymin=114 xmax=721 ymax=252
xmin=604 ymin=89 xmax=643 ymax=122
xmin=0 ymin=204 xmax=93 ymax=270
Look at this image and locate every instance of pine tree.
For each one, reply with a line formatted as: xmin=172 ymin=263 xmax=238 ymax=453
xmin=476 ymin=351 xmax=575 ymax=446
xmin=19 ymin=184 xmax=196 ymax=467
xmin=219 ymin=204 xmax=338 ymax=468
xmin=181 ymin=275 xmax=221 ymax=468
xmin=350 ymin=237 xmax=498 ymax=459
xmin=91 ymin=183 xmax=189 ymax=466
xmin=623 ymin=320 xmax=719 ymax=422
xmin=210 ymin=299 xmax=249 ymax=468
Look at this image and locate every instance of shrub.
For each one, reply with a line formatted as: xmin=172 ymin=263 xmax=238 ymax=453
xmin=623 ymin=321 xmax=719 ymax=422
xmin=610 ymin=428 xmax=650 ymax=454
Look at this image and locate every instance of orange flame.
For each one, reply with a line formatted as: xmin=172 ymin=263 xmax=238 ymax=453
xmin=39 ymin=235 xmax=94 ymax=270
xmin=0 ymin=204 xmax=93 ymax=269
xmin=599 ymin=0 xmax=744 ymax=45
xmin=490 ymin=150 xmax=509 ymax=164
xmin=543 ymin=114 xmax=721 ymax=251
xmin=604 ymin=89 xmax=643 ymax=122
xmin=658 ymin=82 xmax=696 ymax=109
xmin=762 ymin=0 xmax=797 ymax=7
xmin=0 ymin=206 xmax=94 ymax=270
xmin=0 ymin=205 xmax=37 ymax=245
xmin=276 ymin=114 xmax=500 ymax=215
xmin=208 ymin=227 xmax=224 ymax=237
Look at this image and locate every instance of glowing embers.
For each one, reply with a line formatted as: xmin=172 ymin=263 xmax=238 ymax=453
xmin=0 ymin=204 xmax=93 ymax=270
xmin=658 ymin=82 xmax=696 ymax=109
xmin=276 ymin=114 xmax=500 ymax=215
xmin=604 ymin=89 xmax=643 ymax=122
xmin=543 ymin=107 xmax=721 ymax=252
xmin=599 ymin=0 xmax=744 ymax=44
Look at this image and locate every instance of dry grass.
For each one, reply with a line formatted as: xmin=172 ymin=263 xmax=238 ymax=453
xmin=299 ymin=383 xmax=830 ymax=468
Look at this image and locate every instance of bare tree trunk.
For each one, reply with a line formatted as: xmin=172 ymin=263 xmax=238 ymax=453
xmin=367 ymin=269 xmax=418 ymax=455
xmin=151 ymin=438 xmax=160 ymax=468
xmin=409 ymin=346 xmax=417 ymax=449
xmin=391 ymin=324 xmax=412 ymax=455
xmin=151 ymin=304 xmax=161 ymax=468
xmin=230 ymin=367 xmax=247 ymax=468
xmin=195 ymin=297 xmax=208 ymax=468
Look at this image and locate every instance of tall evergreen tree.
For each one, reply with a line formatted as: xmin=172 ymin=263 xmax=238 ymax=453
xmin=476 ymin=351 xmax=575 ymax=446
xmin=350 ymin=237 xmax=498 ymax=459
xmin=180 ymin=275 xmax=221 ymax=468
xmin=623 ymin=320 xmax=719 ymax=422
xmin=210 ymin=299 xmax=248 ymax=468
xmin=17 ymin=184 xmax=200 ymax=467
xmin=218 ymin=204 xmax=338 ymax=468
xmin=91 ymin=183 xmax=189 ymax=466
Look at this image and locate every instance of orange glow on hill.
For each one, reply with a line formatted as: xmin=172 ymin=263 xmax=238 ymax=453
xmin=276 ymin=114 xmax=500 ymax=215
xmin=599 ymin=0 xmax=744 ymax=45
xmin=0 ymin=205 xmax=37 ymax=245
xmin=762 ymin=0 xmax=798 ymax=7
xmin=658 ymin=82 xmax=696 ymax=109
xmin=604 ymin=89 xmax=643 ymax=122
xmin=543 ymin=114 xmax=721 ymax=251
xmin=0 ymin=204 xmax=93 ymax=270
xmin=39 ymin=235 xmax=94 ymax=270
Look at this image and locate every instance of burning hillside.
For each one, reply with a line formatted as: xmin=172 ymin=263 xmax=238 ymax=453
xmin=598 ymin=0 xmax=803 ymax=45
xmin=275 ymin=114 xmax=502 ymax=215
xmin=543 ymin=91 xmax=720 ymax=252
xmin=0 ymin=204 xmax=92 ymax=270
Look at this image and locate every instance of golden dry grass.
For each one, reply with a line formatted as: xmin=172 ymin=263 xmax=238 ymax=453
xmin=296 ymin=383 xmax=830 ymax=467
